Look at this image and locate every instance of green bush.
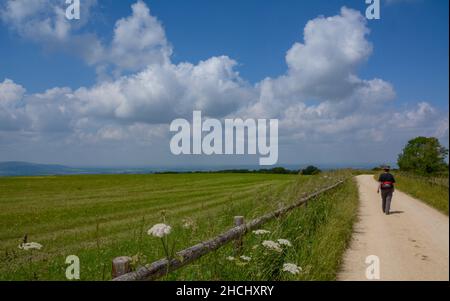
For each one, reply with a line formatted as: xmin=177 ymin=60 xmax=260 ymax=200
xmin=301 ymin=166 xmax=321 ymax=175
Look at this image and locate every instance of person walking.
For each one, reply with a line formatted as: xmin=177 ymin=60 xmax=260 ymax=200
xmin=377 ymin=165 xmax=396 ymax=215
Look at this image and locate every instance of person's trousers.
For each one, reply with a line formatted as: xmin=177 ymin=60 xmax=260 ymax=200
xmin=381 ymin=188 xmax=394 ymax=214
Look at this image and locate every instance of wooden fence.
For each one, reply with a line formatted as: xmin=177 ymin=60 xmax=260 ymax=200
xmin=112 ymin=180 xmax=345 ymax=281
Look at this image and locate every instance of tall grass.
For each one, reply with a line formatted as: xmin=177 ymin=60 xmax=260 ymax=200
xmin=389 ymin=172 xmax=449 ymax=215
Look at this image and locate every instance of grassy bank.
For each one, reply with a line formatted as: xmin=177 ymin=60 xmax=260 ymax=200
xmin=0 ymin=171 xmax=355 ymax=280
xmin=391 ymin=172 xmax=449 ymax=215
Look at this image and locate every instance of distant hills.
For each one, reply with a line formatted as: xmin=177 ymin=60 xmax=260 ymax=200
xmin=0 ymin=161 xmax=164 ymax=176
xmin=0 ymin=162 xmax=301 ymax=177
xmin=0 ymin=161 xmax=380 ymax=177
xmin=0 ymin=162 xmax=85 ymax=176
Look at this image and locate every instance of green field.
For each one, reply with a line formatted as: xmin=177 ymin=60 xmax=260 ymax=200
xmin=0 ymin=172 xmax=357 ymax=280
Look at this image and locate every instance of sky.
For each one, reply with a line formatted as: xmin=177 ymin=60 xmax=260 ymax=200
xmin=0 ymin=0 xmax=448 ymax=168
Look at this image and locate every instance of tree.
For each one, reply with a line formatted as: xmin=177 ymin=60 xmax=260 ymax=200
xmin=397 ymin=137 xmax=448 ymax=175
xmin=270 ymin=167 xmax=288 ymax=174
xmin=300 ymin=165 xmax=321 ymax=175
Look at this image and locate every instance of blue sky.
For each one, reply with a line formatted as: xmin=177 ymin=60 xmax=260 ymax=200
xmin=0 ymin=0 xmax=448 ymax=167
xmin=1 ymin=0 xmax=448 ymax=109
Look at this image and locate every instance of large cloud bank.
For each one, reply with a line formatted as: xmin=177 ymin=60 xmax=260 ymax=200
xmin=0 ymin=1 xmax=448 ymax=165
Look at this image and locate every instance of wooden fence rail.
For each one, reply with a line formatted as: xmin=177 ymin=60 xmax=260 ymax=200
xmin=112 ymin=179 xmax=345 ymax=281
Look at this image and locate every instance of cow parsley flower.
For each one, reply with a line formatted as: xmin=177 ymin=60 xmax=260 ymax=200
xmin=283 ymin=263 xmax=302 ymax=275
xmin=148 ymin=223 xmax=172 ymax=238
xmin=18 ymin=242 xmax=42 ymax=251
xmin=277 ymin=239 xmax=292 ymax=247
xmin=240 ymin=255 xmax=251 ymax=262
xmin=262 ymin=240 xmax=282 ymax=253
xmin=252 ymin=229 xmax=271 ymax=235
xmin=226 ymin=256 xmax=235 ymax=261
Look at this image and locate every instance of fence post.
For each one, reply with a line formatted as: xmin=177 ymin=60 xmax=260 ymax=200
xmin=234 ymin=216 xmax=245 ymax=255
xmin=112 ymin=256 xmax=132 ymax=279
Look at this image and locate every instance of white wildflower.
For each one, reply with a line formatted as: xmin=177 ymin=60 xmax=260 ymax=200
xmin=277 ymin=239 xmax=292 ymax=247
xmin=147 ymin=223 xmax=172 ymax=238
xmin=240 ymin=255 xmax=251 ymax=262
xmin=18 ymin=242 xmax=42 ymax=250
xmin=283 ymin=263 xmax=302 ymax=275
xmin=262 ymin=240 xmax=282 ymax=253
xmin=252 ymin=229 xmax=271 ymax=235
xmin=226 ymin=256 xmax=235 ymax=261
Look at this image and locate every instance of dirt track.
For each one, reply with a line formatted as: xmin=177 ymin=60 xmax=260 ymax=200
xmin=338 ymin=175 xmax=449 ymax=281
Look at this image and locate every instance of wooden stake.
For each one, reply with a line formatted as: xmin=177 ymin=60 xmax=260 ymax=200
xmin=112 ymin=256 xmax=132 ymax=278
xmin=234 ymin=216 xmax=245 ymax=255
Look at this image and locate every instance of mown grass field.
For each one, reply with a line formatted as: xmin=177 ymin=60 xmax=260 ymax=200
xmin=0 ymin=171 xmax=357 ymax=280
